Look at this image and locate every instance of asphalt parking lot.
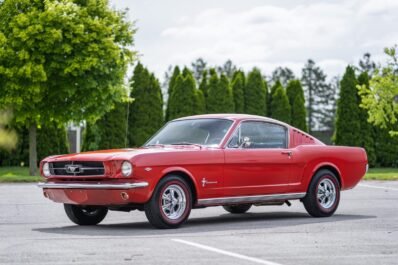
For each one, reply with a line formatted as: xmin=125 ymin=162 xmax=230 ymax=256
xmin=0 ymin=181 xmax=397 ymax=265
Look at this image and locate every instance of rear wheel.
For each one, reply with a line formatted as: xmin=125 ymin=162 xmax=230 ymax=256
xmin=144 ymin=175 xmax=192 ymax=229
xmin=303 ymin=169 xmax=340 ymax=217
xmin=64 ymin=204 xmax=108 ymax=225
xmin=223 ymin=204 xmax=252 ymax=214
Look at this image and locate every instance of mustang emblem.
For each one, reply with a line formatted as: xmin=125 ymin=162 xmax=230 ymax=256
xmin=65 ymin=164 xmax=82 ymax=174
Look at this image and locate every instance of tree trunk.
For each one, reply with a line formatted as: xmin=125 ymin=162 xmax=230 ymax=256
xmin=29 ymin=124 xmax=38 ymax=176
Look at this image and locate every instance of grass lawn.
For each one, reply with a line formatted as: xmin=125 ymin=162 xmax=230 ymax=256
xmin=0 ymin=167 xmax=43 ymax=183
xmin=364 ymin=167 xmax=398 ymax=180
xmin=0 ymin=166 xmax=397 ymax=183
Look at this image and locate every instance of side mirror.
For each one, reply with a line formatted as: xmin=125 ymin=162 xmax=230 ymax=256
xmin=239 ymin=137 xmax=251 ymax=148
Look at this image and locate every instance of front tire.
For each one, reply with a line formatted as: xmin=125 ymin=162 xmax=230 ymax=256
xmin=144 ymin=175 xmax=192 ymax=229
xmin=303 ymin=169 xmax=340 ymax=217
xmin=223 ymin=204 xmax=252 ymax=214
xmin=64 ymin=204 xmax=108 ymax=225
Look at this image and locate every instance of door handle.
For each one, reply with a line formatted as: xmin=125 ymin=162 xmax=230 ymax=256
xmin=281 ymin=151 xmax=292 ymax=158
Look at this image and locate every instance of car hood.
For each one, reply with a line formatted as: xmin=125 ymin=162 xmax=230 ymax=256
xmin=44 ymin=146 xmax=205 ymax=162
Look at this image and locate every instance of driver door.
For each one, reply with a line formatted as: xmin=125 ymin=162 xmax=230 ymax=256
xmin=223 ymin=120 xmax=296 ymax=196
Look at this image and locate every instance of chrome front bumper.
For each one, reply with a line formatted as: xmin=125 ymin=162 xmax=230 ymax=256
xmin=37 ymin=182 xmax=149 ymax=190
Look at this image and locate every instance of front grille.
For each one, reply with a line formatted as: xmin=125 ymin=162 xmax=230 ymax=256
xmin=50 ymin=161 xmax=105 ymax=176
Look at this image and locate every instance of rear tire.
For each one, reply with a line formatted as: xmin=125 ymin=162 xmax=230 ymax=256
xmin=64 ymin=204 xmax=108 ymax=225
xmin=223 ymin=204 xmax=252 ymax=214
xmin=144 ymin=175 xmax=192 ymax=229
xmin=303 ymin=169 xmax=340 ymax=217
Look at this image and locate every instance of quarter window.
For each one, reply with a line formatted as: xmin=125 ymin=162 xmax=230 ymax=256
xmin=228 ymin=121 xmax=288 ymax=149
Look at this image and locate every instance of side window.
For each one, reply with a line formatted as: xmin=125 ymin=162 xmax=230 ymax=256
xmin=228 ymin=121 xmax=287 ymax=149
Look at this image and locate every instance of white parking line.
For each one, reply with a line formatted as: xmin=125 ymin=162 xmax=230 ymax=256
xmin=172 ymin=238 xmax=283 ymax=265
xmin=358 ymin=183 xmax=398 ymax=191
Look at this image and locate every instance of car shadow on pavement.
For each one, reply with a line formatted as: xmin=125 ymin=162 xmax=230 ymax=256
xmin=33 ymin=211 xmax=375 ymax=237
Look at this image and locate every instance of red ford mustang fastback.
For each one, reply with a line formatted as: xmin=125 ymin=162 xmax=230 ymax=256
xmin=38 ymin=114 xmax=368 ymax=229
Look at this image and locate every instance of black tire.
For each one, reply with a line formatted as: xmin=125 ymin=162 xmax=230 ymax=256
xmin=144 ymin=175 xmax=192 ymax=229
xmin=303 ymin=169 xmax=340 ymax=217
xmin=64 ymin=204 xmax=108 ymax=225
xmin=223 ymin=204 xmax=252 ymax=214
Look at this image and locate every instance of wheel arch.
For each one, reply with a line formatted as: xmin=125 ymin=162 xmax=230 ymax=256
xmin=311 ymin=163 xmax=343 ymax=189
xmin=158 ymin=167 xmax=199 ymax=205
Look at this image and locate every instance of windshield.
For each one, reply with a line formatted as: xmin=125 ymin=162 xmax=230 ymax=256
xmin=145 ymin=118 xmax=233 ymax=147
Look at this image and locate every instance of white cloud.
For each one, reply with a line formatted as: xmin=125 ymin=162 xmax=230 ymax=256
xmin=113 ymin=0 xmax=398 ymax=81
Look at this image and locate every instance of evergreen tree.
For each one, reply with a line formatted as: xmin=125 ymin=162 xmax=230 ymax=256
xmin=271 ymin=67 xmax=295 ymax=87
xmin=83 ymin=102 xmax=128 ymax=150
xmin=268 ymin=80 xmax=283 ymax=116
xmin=194 ymin=89 xmax=206 ymax=115
xmin=357 ymin=72 xmax=376 ymax=166
xmin=374 ymin=127 xmax=398 ymax=167
xmin=207 ymin=73 xmax=234 ymax=113
xmin=334 ymin=66 xmax=361 ymax=146
xmin=191 ymin=58 xmax=207 ymax=83
xmin=270 ymin=86 xmax=291 ymax=123
xmin=165 ymin=66 xmax=181 ymax=121
xmin=199 ymin=70 xmax=209 ymax=111
xmin=286 ymin=80 xmax=307 ymax=131
xmin=167 ymin=71 xmax=198 ymax=120
xmin=301 ymin=59 xmax=336 ymax=133
xmin=217 ymin=59 xmax=237 ymax=79
xmin=358 ymin=53 xmax=377 ymax=75
xmin=128 ymin=64 xmax=164 ymax=146
xmin=231 ymin=72 xmax=245 ymax=113
xmin=245 ymin=68 xmax=267 ymax=116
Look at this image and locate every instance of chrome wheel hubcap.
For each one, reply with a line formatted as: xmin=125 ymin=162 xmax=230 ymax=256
xmin=161 ymin=184 xmax=186 ymax=220
xmin=317 ymin=178 xmax=336 ymax=209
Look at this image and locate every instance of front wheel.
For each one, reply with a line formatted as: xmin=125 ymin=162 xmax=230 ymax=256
xmin=303 ymin=169 xmax=340 ymax=217
xmin=64 ymin=204 xmax=108 ymax=225
xmin=144 ymin=175 xmax=192 ymax=229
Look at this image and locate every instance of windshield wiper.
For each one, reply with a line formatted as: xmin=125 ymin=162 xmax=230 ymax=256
xmin=169 ymin=142 xmax=203 ymax=149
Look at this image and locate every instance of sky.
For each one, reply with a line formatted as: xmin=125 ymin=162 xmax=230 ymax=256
xmin=110 ymin=0 xmax=398 ymax=81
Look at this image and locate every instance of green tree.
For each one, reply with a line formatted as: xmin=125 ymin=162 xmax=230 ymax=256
xmin=217 ymin=59 xmax=237 ymax=79
xmin=268 ymin=80 xmax=283 ymax=116
xmin=271 ymin=67 xmax=295 ymax=87
xmin=199 ymin=70 xmax=208 ymax=111
xmin=0 ymin=0 xmax=135 ymax=175
xmin=0 ymin=111 xmax=17 ymax=151
xmin=207 ymin=73 xmax=234 ymax=113
xmin=165 ymin=66 xmax=181 ymax=121
xmin=37 ymin=122 xmax=68 ymax=160
xmin=167 ymin=71 xmax=198 ymax=120
xmin=83 ymin=102 xmax=128 ymax=151
xmin=270 ymin=86 xmax=291 ymax=123
xmin=128 ymin=65 xmax=163 ymax=146
xmin=357 ymin=72 xmax=376 ymax=166
xmin=334 ymin=66 xmax=361 ymax=146
xmin=245 ymin=68 xmax=267 ymax=116
xmin=231 ymin=71 xmax=245 ymax=113
xmin=301 ymin=59 xmax=336 ymax=133
xmin=1 ymin=122 xmax=68 ymax=166
xmin=286 ymin=80 xmax=307 ymax=131
xmin=358 ymin=45 xmax=398 ymax=136
xmin=191 ymin=58 xmax=207 ymax=83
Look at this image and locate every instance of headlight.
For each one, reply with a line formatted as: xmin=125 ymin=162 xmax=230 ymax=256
xmin=121 ymin=161 xmax=133 ymax=177
xmin=43 ymin=162 xmax=51 ymax=177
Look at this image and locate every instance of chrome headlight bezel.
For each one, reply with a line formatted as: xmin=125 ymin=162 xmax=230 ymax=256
xmin=43 ymin=162 xmax=51 ymax=177
xmin=121 ymin=161 xmax=133 ymax=177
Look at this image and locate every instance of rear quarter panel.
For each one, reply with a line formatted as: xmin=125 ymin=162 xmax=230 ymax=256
xmin=294 ymin=145 xmax=367 ymax=192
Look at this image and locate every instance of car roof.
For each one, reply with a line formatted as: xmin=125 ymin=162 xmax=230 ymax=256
xmin=174 ymin=113 xmax=290 ymax=127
